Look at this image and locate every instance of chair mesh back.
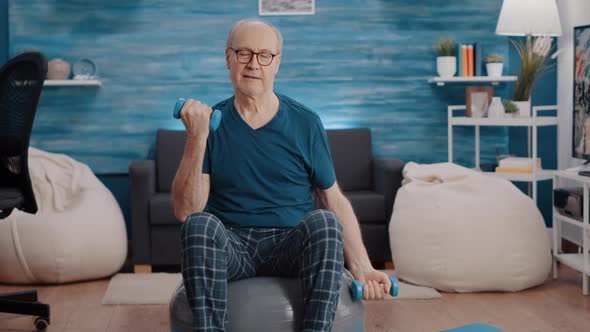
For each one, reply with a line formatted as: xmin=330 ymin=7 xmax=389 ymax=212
xmin=0 ymin=52 xmax=47 ymax=216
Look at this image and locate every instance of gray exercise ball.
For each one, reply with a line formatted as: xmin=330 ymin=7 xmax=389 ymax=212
xmin=169 ymin=271 xmax=364 ymax=332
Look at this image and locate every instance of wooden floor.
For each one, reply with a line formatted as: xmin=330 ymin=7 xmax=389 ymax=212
xmin=1 ymin=265 xmax=589 ymax=332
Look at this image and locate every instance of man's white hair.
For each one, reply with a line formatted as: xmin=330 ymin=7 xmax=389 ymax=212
xmin=226 ymin=19 xmax=283 ymax=53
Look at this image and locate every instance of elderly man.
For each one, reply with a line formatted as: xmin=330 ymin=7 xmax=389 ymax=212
xmin=172 ymin=19 xmax=392 ymax=332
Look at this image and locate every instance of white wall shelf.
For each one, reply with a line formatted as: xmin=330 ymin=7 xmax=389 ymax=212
xmin=555 ymin=213 xmax=589 ymax=230
xmin=553 ymin=169 xmax=590 ymax=295
xmin=554 ymin=253 xmax=590 ymax=275
xmin=483 ymin=169 xmax=554 ymax=182
xmin=448 ymin=105 xmax=558 ymax=202
xmin=43 ymin=79 xmax=101 ymax=87
xmin=450 ymin=115 xmax=558 ymax=127
xmin=428 ymin=76 xmax=517 ymax=86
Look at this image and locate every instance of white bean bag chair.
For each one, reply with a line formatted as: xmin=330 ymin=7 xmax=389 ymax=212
xmin=0 ymin=148 xmax=127 ymax=284
xmin=389 ymin=162 xmax=551 ymax=292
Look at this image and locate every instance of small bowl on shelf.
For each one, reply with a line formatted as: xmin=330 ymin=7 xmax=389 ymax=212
xmin=72 ymin=58 xmax=97 ymax=80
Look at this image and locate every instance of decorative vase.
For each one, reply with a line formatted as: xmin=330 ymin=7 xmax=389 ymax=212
xmin=47 ymin=58 xmax=71 ymax=80
xmin=513 ymin=100 xmax=531 ymax=118
xmin=486 ymin=63 xmax=503 ymax=77
xmin=487 ymin=97 xmax=505 ymax=118
xmin=437 ymin=56 xmax=457 ymax=78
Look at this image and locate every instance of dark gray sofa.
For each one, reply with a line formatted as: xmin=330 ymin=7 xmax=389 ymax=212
xmin=130 ymin=128 xmax=403 ymax=271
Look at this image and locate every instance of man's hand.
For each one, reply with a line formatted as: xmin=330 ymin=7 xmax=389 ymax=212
xmin=350 ymin=267 xmax=392 ymax=300
xmin=180 ymin=99 xmax=213 ymax=142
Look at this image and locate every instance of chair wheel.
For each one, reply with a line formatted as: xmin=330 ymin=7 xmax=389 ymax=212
xmin=35 ymin=317 xmax=49 ymax=331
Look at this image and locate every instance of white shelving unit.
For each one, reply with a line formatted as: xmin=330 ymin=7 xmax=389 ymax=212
xmin=43 ymin=79 xmax=101 ymax=87
xmin=428 ymin=76 xmax=517 ymax=86
xmin=552 ymin=168 xmax=590 ymax=295
xmin=448 ymin=105 xmax=558 ymax=203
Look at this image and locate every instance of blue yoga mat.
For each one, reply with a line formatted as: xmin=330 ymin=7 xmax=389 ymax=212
xmin=440 ymin=323 xmax=503 ymax=332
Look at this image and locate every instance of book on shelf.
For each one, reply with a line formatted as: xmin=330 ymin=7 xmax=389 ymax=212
xmin=467 ymin=44 xmax=474 ymax=77
xmin=456 ymin=42 xmax=482 ymax=78
xmin=498 ymin=157 xmax=542 ymax=169
xmin=457 ymin=44 xmax=463 ymax=76
xmin=495 ymin=166 xmax=542 ymax=174
xmin=461 ymin=45 xmax=468 ymax=77
xmin=474 ymin=42 xmax=482 ymax=76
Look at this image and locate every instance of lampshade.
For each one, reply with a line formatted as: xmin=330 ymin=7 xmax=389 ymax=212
xmin=495 ymin=0 xmax=562 ymax=37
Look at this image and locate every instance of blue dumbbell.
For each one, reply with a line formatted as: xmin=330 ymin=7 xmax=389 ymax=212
xmin=350 ymin=275 xmax=399 ymax=301
xmin=173 ymin=98 xmax=222 ymax=132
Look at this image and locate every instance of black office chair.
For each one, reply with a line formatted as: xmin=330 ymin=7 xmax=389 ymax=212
xmin=0 ymin=52 xmax=51 ymax=330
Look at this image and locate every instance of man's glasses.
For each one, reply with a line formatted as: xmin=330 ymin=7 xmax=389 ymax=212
xmin=230 ymin=48 xmax=278 ymax=66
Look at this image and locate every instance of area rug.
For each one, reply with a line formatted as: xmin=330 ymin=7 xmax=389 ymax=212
xmin=102 ymin=273 xmax=182 ymax=305
xmin=102 ymin=272 xmax=440 ymax=305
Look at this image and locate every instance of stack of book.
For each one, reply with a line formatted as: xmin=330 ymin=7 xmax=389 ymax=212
xmin=495 ymin=157 xmax=542 ymax=173
xmin=457 ymin=42 xmax=482 ymax=77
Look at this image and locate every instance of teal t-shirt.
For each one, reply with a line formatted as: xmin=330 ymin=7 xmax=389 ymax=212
xmin=202 ymin=93 xmax=336 ymax=228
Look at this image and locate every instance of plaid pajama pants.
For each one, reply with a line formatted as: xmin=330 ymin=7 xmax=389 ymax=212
xmin=180 ymin=209 xmax=344 ymax=332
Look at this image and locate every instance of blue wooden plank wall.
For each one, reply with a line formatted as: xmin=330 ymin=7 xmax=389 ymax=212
xmin=0 ymin=0 xmax=7 ymax=64
xmin=9 ymin=0 xmax=511 ymax=174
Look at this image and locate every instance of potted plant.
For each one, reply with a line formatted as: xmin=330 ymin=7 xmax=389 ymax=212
xmin=502 ymin=99 xmax=519 ymax=117
xmin=434 ymin=38 xmax=456 ymax=78
xmin=484 ymin=54 xmax=504 ymax=77
xmin=512 ymin=36 xmax=557 ymax=117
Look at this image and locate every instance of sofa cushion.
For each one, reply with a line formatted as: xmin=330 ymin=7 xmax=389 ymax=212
xmin=326 ymin=129 xmax=372 ymax=191
xmin=360 ymin=223 xmax=391 ymax=263
xmin=151 ymin=226 xmax=182 ymax=265
xmin=157 ymin=130 xmax=186 ymax=192
xmin=152 ymin=190 xmax=386 ymax=226
xmin=345 ymin=190 xmax=386 ymax=224
xmin=149 ymin=193 xmax=178 ymax=225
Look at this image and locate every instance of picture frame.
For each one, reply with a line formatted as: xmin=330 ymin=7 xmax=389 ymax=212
xmin=465 ymin=86 xmax=494 ymax=117
xmin=259 ymin=0 xmax=315 ymax=16
xmin=572 ymin=24 xmax=590 ymax=158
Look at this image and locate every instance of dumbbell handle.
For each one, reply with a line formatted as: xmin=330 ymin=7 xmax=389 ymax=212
xmin=173 ymin=98 xmax=222 ymax=132
xmin=350 ymin=275 xmax=399 ymax=301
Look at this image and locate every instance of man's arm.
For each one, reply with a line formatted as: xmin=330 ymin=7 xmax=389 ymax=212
xmin=316 ymin=182 xmax=391 ymax=300
xmin=171 ymin=136 xmax=210 ymax=222
xmin=171 ymin=99 xmax=213 ymax=222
